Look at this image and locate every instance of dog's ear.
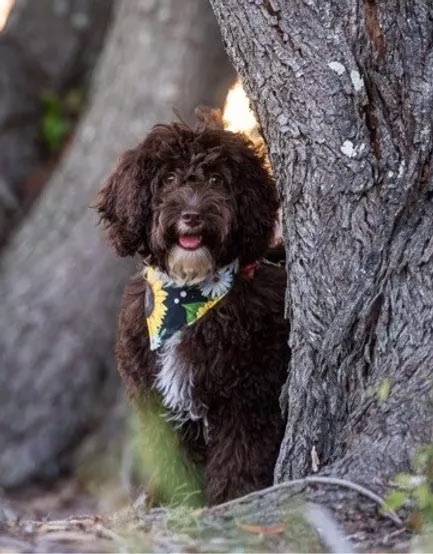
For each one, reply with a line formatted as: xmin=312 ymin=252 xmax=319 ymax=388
xmin=195 ymin=105 xmax=224 ymax=131
xmin=233 ymin=144 xmax=279 ymax=264
xmin=96 ymin=144 xmax=152 ymax=257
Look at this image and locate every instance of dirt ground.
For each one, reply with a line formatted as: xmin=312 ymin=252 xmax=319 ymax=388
xmin=0 ymin=479 xmax=113 ymax=552
xmin=0 ymin=477 xmax=417 ymax=554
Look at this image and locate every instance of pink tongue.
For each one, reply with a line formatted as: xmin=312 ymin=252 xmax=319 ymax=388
xmin=178 ymin=235 xmax=202 ymax=249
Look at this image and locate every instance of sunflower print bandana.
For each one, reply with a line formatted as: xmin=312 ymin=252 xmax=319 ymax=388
xmin=144 ymin=259 xmax=239 ymax=350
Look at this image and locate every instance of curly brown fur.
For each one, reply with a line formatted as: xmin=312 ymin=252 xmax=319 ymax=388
xmin=97 ymin=109 xmax=290 ymax=505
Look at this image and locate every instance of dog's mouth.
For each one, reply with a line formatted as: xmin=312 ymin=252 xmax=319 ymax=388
xmin=177 ymin=234 xmax=203 ymax=250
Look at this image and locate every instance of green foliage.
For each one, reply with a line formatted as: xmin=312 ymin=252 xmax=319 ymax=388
xmin=384 ymin=444 xmax=433 ymax=534
xmin=130 ymin=395 xmax=205 ymax=508
xmin=40 ymin=89 xmax=85 ymax=153
xmin=385 ymin=489 xmax=409 ymax=512
xmin=165 ymin=505 xmax=201 ymax=532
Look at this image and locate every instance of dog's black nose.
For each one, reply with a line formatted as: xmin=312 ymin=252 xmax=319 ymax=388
xmin=181 ymin=211 xmax=202 ymax=227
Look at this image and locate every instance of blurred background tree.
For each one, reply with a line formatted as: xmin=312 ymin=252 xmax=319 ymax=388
xmin=0 ymin=0 xmax=234 ymax=493
xmin=0 ymin=0 xmax=115 ymax=245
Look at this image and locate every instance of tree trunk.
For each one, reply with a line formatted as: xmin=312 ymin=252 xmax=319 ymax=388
xmin=210 ymin=0 xmax=433 ymax=539
xmin=0 ymin=0 xmax=115 ymax=245
xmin=0 ymin=0 xmax=234 ymax=488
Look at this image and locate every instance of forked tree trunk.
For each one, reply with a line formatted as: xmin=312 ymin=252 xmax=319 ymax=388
xmin=210 ymin=0 xmax=433 ymax=539
xmin=0 ymin=0 xmax=234 ymax=487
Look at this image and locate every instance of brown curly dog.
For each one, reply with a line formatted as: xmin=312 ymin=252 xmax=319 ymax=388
xmin=97 ymin=108 xmax=289 ymax=505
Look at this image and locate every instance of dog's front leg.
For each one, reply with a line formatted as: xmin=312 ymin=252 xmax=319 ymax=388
xmin=204 ymin=403 xmax=283 ymax=505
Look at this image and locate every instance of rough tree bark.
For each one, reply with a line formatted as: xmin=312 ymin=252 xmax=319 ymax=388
xmin=0 ymin=0 xmax=234 ymax=488
xmin=210 ymin=0 xmax=433 ymax=541
xmin=0 ymin=0 xmax=115 ymax=245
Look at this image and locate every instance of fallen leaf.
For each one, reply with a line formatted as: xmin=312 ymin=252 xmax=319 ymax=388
xmin=236 ymin=521 xmax=285 ymax=535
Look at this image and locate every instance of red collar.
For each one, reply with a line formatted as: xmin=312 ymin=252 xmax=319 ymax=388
xmin=240 ymin=261 xmax=260 ymax=279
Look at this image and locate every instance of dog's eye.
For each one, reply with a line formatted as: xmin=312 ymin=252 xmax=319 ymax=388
xmin=209 ymin=173 xmax=223 ymax=186
xmin=163 ymin=172 xmax=178 ymax=186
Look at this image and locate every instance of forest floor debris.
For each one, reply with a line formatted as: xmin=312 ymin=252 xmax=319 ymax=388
xmin=0 ymin=478 xmax=415 ymax=553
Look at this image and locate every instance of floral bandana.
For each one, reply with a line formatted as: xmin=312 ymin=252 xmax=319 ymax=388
xmin=144 ymin=259 xmax=239 ymax=350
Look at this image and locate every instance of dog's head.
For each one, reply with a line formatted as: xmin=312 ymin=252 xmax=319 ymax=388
xmin=96 ymin=109 xmax=278 ymax=284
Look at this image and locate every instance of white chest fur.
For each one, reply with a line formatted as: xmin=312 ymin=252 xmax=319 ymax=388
xmin=154 ymin=332 xmax=207 ymax=428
